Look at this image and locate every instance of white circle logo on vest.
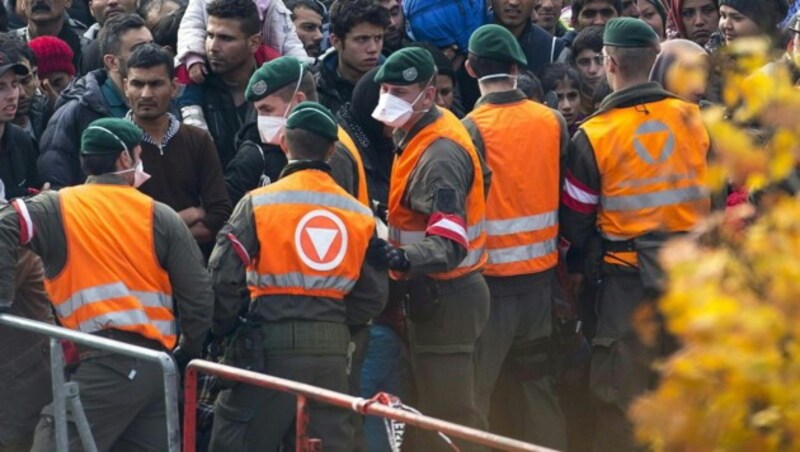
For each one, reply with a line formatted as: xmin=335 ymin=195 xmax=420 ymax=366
xmin=295 ymin=209 xmax=348 ymax=271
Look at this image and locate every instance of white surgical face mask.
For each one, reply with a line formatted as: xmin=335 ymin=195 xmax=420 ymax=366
xmin=372 ymin=85 xmax=429 ymax=128
xmin=258 ymin=115 xmax=286 ymax=145
xmin=478 ymin=73 xmax=518 ymax=89
xmin=258 ymin=62 xmax=305 ymax=145
xmin=114 ymin=156 xmax=151 ymax=188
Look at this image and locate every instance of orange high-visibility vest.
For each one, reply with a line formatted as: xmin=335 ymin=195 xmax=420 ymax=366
xmin=247 ymin=169 xmax=375 ymax=299
xmin=45 ymin=185 xmax=176 ymax=349
xmin=581 ymin=97 xmax=710 ymax=264
xmin=338 ymin=127 xmax=370 ymax=208
xmin=468 ymin=98 xmax=560 ymax=277
xmin=388 ymin=108 xmax=487 ymax=281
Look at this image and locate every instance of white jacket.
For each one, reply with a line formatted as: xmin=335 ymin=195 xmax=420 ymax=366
xmin=176 ymin=0 xmax=311 ymax=67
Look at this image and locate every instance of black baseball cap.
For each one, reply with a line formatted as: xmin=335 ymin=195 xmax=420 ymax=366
xmin=0 ymin=51 xmax=29 ymax=78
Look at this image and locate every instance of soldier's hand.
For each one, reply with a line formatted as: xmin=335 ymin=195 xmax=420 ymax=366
xmin=367 ymin=238 xmax=410 ymax=271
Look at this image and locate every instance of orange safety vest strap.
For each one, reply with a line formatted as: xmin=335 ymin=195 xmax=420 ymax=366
xmin=251 ymin=190 xmax=373 ymax=217
xmin=487 ymin=239 xmax=557 ymax=265
xmin=53 ymin=282 xmax=173 ymax=318
xmin=485 ymin=210 xmax=557 ymax=236
xmin=72 ymin=310 xmax=176 ymax=338
xmin=426 ymin=212 xmax=469 ymax=249
xmin=600 ymin=185 xmax=707 ymax=212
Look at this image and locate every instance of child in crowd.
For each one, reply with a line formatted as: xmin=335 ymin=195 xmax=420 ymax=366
xmin=543 ymin=63 xmax=584 ymax=136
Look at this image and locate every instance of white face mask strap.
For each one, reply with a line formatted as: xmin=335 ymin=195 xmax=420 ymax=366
xmin=478 ymin=73 xmax=514 ymax=83
xmin=87 ymin=126 xmax=128 ymax=153
xmin=411 ymin=75 xmax=436 ymax=107
xmin=284 ymin=62 xmax=306 ymax=118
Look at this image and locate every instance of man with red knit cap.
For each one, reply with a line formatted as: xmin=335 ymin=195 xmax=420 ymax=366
xmin=28 ymin=36 xmax=76 ymax=105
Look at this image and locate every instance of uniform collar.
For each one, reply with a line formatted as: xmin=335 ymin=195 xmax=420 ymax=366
xmin=474 ymin=89 xmax=527 ymax=108
xmin=85 ymin=174 xmax=131 ymax=186
xmin=596 ymin=81 xmax=672 ymax=113
xmin=393 ymin=107 xmax=441 ymax=151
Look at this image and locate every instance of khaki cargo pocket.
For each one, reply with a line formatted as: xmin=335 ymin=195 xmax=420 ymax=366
xmin=211 ymin=399 xmax=255 ymax=451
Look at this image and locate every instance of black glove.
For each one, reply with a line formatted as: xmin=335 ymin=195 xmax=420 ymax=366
xmin=367 ymin=238 xmax=410 ymax=271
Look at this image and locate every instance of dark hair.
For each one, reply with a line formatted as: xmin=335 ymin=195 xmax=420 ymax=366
xmin=516 ymin=69 xmax=543 ymax=101
xmin=207 ymin=0 xmax=261 ymax=36
xmin=151 ymin=5 xmax=185 ymax=53
xmin=274 ymin=70 xmax=318 ymax=102
xmin=100 ymin=14 xmax=148 ymax=57
xmin=542 ymin=63 xmax=581 ymax=93
xmin=123 ymin=42 xmax=174 ymax=78
xmin=284 ymin=128 xmax=334 ymax=160
xmin=466 ymin=53 xmax=514 ymax=79
xmin=285 ymin=0 xmax=325 ymax=18
xmin=81 ymin=153 xmax=121 ymax=176
xmin=572 ymin=25 xmax=604 ymax=60
xmin=0 ymin=39 xmax=36 ymax=66
xmin=592 ymin=78 xmax=612 ymax=105
xmin=606 ymin=45 xmax=659 ymax=77
xmin=329 ymin=0 xmax=389 ymax=39
xmin=571 ymin=0 xmax=622 ymax=18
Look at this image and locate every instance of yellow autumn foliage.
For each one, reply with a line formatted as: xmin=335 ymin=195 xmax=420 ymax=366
xmin=631 ymin=38 xmax=800 ymax=450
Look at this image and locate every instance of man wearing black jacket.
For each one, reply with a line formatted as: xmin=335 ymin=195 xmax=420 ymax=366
xmin=0 ymin=51 xmax=41 ymax=199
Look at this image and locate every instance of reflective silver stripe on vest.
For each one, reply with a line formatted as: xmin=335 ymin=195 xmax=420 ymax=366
xmin=252 ymin=190 xmax=373 ymax=216
xmin=389 ymin=221 xmax=485 ymax=246
xmin=246 ymin=271 xmax=358 ymax=294
xmin=457 ymin=247 xmax=486 ymax=269
xmin=74 ymin=309 xmax=176 ymax=337
xmin=485 ymin=210 xmax=557 ymax=236
xmin=487 ymin=239 xmax=557 ymax=265
xmin=54 ymin=282 xmax=173 ymax=320
xmin=601 ymin=186 xmax=706 ymax=211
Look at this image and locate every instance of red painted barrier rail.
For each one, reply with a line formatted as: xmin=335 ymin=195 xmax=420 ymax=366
xmin=183 ymin=360 xmax=559 ymax=452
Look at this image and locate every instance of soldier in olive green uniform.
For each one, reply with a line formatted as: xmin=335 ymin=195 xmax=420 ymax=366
xmin=367 ymin=48 xmax=491 ymax=452
xmin=208 ymin=102 xmax=387 ymax=451
xmin=0 ymin=118 xmax=213 ymax=451
xmin=462 ymin=25 xmax=572 ymax=450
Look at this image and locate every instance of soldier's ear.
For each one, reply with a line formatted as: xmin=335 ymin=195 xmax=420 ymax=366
xmin=278 ymin=132 xmax=289 ymax=155
xmin=464 ymin=59 xmax=477 ymax=79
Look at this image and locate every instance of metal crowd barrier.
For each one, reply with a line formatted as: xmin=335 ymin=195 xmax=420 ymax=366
xmin=0 ymin=314 xmax=180 ymax=452
xmin=184 ymin=359 xmax=558 ymax=452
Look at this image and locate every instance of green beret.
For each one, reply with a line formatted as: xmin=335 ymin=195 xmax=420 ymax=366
xmin=81 ymin=118 xmax=143 ymax=155
xmin=285 ymin=101 xmax=339 ymax=141
xmin=468 ymin=24 xmax=527 ymax=66
xmin=374 ymin=47 xmax=436 ymax=85
xmin=246 ymin=56 xmax=307 ymax=102
xmin=603 ymin=17 xmax=660 ymax=48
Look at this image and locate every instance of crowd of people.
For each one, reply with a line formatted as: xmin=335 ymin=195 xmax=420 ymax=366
xmin=0 ymin=0 xmax=796 ymax=451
